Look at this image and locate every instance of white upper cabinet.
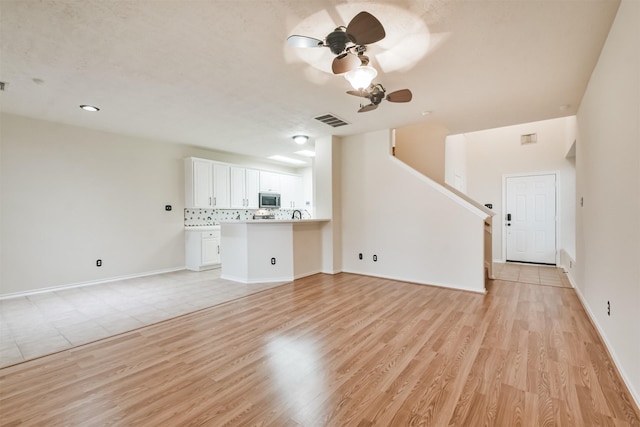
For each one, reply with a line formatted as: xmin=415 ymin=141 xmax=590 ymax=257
xmin=280 ymin=174 xmax=304 ymax=209
xmin=245 ymin=168 xmax=260 ymax=209
xmin=186 ymin=158 xmax=213 ymax=208
xmin=185 ymin=158 xmax=230 ymax=209
xmin=212 ymin=164 xmax=230 ymax=209
xmin=186 ymin=157 xmax=304 ymax=211
xmin=259 ymin=171 xmax=281 ymax=193
xmin=230 ymin=167 xmax=260 ymax=209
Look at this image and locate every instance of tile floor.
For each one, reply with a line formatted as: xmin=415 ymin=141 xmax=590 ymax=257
xmin=0 ymin=269 xmax=287 ymax=368
xmin=492 ymin=262 xmax=572 ymax=288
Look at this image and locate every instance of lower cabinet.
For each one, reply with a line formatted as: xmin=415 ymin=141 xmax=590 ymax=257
xmin=186 ymin=228 xmax=221 ymax=271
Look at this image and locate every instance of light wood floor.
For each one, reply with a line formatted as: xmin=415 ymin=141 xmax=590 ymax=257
xmin=1 ymin=273 xmax=638 ymax=426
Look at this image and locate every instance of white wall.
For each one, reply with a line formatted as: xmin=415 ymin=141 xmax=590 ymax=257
xmin=314 ymin=135 xmax=342 ymax=274
xmin=575 ymin=0 xmax=640 ymax=406
xmin=458 ymin=117 xmax=576 ymax=262
xmin=299 ymin=166 xmax=313 ymax=211
xmin=0 ymin=113 xmax=297 ymax=296
xmin=394 ymin=121 xmax=450 ymax=184
xmin=340 ymin=129 xmax=487 ymax=293
xmin=444 ymin=133 xmax=468 ymax=192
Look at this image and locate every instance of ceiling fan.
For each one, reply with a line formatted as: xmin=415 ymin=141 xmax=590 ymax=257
xmin=347 ymin=84 xmax=412 ymax=113
xmin=287 ymin=11 xmax=386 ymax=75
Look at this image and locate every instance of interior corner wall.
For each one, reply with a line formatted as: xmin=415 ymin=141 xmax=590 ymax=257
xmin=462 ymin=117 xmax=576 ymax=262
xmin=575 ymin=0 xmax=640 ymax=406
xmin=340 ymin=129 xmax=485 ymax=293
xmin=394 ymin=121 xmax=450 ymax=184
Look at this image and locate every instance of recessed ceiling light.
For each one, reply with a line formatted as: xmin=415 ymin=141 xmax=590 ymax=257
xmin=268 ymin=155 xmax=307 ymax=165
xmin=421 ymin=110 xmax=432 ymax=116
xmin=80 ymin=104 xmax=100 ymax=112
xmin=295 ymin=150 xmax=316 ymax=157
xmin=292 ymin=135 xmax=308 ymax=145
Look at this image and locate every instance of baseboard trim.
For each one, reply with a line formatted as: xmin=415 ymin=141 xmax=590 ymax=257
xmin=341 ymin=269 xmax=487 ymax=295
xmin=220 ymin=274 xmax=293 ymax=284
xmin=573 ymin=285 xmax=640 ymax=414
xmin=0 ymin=267 xmax=186 ymax=300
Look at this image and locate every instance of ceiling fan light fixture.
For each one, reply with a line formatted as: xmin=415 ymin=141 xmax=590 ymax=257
xmin=344 ymin=65 xmax=377 ymax=90
xmin=292 ymin=135 xmax=308 ymax=145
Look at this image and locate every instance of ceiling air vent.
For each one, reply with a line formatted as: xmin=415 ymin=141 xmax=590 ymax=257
xmin=314 ymin=113 xmax=350 ymax=128
xmin=521 ymin=133 xmax=537 ymax=145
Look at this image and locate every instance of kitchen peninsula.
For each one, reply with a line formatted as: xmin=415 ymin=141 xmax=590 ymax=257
xmin=219 ymin=219 xmax=329 ymax=283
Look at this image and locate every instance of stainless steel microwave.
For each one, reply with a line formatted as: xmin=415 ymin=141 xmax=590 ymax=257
xmin=259 ymin=192 xmax=281 ymax=209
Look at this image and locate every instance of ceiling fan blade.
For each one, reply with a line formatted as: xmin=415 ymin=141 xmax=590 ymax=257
xmin=346 ymin=89 xmax=369 ymax=98
xmin=332 ymin=53 xmax=361 ymax=74
xmin=287 ymin=35 xmax=323 ymax=48
xmin=346 ymin=12 xmax=386 ymax=45
xmin=358 ymin=104 xmax=378 ymax=113
xmin=386 ymin=89 xmax=413 ymax=103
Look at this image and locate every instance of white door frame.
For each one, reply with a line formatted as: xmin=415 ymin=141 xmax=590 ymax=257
xmin=501 ymin=171 xmax=560 ymax=264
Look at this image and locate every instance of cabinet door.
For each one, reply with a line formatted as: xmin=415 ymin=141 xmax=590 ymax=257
xmin=192 ymin=159 xmax=214 ymax=208
xmin=212 ymin=235 xmax=221 ymax=264
xmin=230 ymin=166 xmax=246 ymax=208
xmin=202 ymin=236 xmax=218 ymax=265
xmin=213 ymin=164 xmax=230 ymax=209
xmin=281 ymin=174 xmax=302 ymax=208
xmin=259 ymin=171 xmax=281 ymax=192
xmin=245 ymin=168 xmax=260 ymax=209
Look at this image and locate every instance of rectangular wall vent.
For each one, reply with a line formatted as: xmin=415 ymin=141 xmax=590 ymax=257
xmin=521 ymin=133 xmax=537 ymax=145
xmin=314 ymin=113 xmax=350 ymax=128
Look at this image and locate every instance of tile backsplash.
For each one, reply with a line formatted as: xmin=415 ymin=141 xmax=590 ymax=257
xmin=184 ymin=208 xmax=311 ymax=227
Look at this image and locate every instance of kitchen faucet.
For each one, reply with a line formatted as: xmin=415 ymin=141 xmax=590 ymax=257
xmin=292 ymin=209 xmax=302 ymax=220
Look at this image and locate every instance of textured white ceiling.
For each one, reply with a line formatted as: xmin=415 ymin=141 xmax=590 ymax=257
xmin=0 ymin=0 xmax=620 ymax=165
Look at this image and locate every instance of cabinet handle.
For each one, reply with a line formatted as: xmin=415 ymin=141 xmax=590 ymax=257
xmin=217 ymin=245 xmax=220 ymax=254
xmin=213 ymin=197 xmax=216 ymax=206
xmin=209 ymin=197 xmax=212 ymax=205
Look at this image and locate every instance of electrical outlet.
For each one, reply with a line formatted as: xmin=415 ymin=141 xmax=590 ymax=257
xmin=607 ymin=301 xmax=610 ymax=316
xmin=271 ymin=257 xmax=276 ymax=265
xmin=373 ymin=254 xmax=378 ymax=262
xmin=359 ymin=253 xmax=363 ymax=260
xmin=96 ymin=259 xmax=102 ymax=267
xmin=165 ymin=205 xmax=172 ymax=211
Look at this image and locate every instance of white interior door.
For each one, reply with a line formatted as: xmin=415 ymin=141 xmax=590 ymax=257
xmin=505 ymin=174 xmax=556 ymax=264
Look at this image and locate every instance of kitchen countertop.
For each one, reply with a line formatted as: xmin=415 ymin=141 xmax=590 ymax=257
xmin=217 ymin=218 xmax=330 ymax=224
xmin=184 ymin=225 xmax=221 ymax=231
xmin=185 ymin=219 xmax=329 ymax=231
